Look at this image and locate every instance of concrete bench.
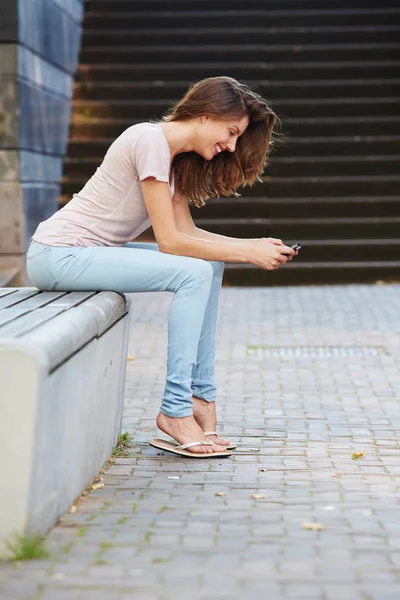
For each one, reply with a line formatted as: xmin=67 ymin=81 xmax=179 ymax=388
xmin=0 ymin=287 xmax=132 ymax=557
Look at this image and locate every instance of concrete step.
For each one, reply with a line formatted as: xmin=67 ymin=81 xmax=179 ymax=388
xmin=62 ymin=175 xmax=400 ymax=200
xmin=86 ymin=0 xmax=400 ymax=12
xmin=222 ymin=261 xmax=400 ymax=286
xmin=74 ymin=78 xmax=400 ymax=101
xmin=82 ymin=25 xmax=400 ymax=47
xmin=277 ymin=136 xmax=400 ymax=158
xmin=71 ymin=97 xmax=400 ymax=120
xmin=76 ymin=60 xmax=400 ymax=83
xmin=224 ymin=239 xmax=400 ymax=263
xmin=63 ymin=154 xmax=400 ymax=180
xmin=189 ymin=216 xmax=400 ymax=240
xmin=67 ymin=134 xmax=400 ymax=160
xmin=268 ymin=156 xmax=400 ymax=178
xmin=81 ymin=43 xmax=400 ymax=64
xmin=69 ymin=115 xmax=400 ymax=140
xmin=193 ymin=197 xmax=400 ymax=220
xmin=59 ymin=193 xmax=400 ymax=221
xmin=84 ymin=9 xmax=400 ymax=29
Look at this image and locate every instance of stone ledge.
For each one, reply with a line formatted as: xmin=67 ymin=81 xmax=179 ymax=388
xmin=0 ymin=289 xmax=132 ymax=558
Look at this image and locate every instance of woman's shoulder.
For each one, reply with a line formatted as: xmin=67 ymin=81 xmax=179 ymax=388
xmin=105 ymin=122 xmax=169 ymax=164
xmin=120 ymin=121 xmax=166 ymax=143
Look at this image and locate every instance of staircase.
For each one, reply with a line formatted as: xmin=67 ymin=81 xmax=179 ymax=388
xmin=63 ymin=0 xmax=400 ymax=285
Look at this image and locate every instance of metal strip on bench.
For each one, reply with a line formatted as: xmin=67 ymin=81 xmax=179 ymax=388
xmin=0 ymin=307 xmax=31 ymax=328
xmin=0 ymin=288 xmax=18 ymax=299
xmin=0 ymin=289 xmax=40 ymax=309
xmin=48 ymin=291 xmax=97 ymax=307
xmin=0 ymin=292 xmax=66 ymax=329
xmin=0 ymin=307 xmax=68 ymax=337
xmin=0 ymin=291 xmax=98 ymax=337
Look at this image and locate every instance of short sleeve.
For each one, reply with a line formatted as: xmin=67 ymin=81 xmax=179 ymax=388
xmin=132 ymin=127 xmax=171 ymax=183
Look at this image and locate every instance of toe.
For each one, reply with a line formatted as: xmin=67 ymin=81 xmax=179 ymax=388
xmin=211 ymin=443 xmax=227 ymax=453
xmin=207 ymin=435 xmax=230 ymax=446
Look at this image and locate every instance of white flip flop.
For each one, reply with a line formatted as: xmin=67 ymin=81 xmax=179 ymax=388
xmin=203 ymin=431 xmax=237 ymax=450
xmin=149 ymin=438 xmax=233 ymax=458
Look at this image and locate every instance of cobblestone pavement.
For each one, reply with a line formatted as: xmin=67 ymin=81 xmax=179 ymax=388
xmin=1 ymin=284 xmax=400 ymax=600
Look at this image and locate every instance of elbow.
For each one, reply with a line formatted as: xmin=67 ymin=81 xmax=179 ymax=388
xmin=158 ymin=235 xmax=181 ymax=255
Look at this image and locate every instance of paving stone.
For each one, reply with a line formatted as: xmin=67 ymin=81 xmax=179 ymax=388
xmin=0 ymin=579 xmax=41 ymax=598
xmin=40 ymin=589 xmax=84 ymax=600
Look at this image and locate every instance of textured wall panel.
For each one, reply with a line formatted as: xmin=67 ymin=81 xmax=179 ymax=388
xmin=19 ymin=80 xmax=71 ymax=155
xmin=0 ymin=182 xmax=24 ymax=254
xmin=0 ymin=0 xmax=83 ymax=272
xmin=0 ymin=79 xmax=19 ymax=148
xmin=19 ymin=0 xmax=82 ymax=74
xmin=22 ymin=185 xmax=60 ymax=249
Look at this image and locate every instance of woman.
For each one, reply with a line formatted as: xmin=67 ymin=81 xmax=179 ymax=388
xmin=27 ymin=76 xmax=297 ymax=458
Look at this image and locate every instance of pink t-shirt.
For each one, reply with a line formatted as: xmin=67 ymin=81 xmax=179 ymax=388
xmin=32 ymin=122 xmax=174 ymax=247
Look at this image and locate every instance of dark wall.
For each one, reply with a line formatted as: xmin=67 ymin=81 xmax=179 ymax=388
xmin=0 ymin=0 xmax=18 ymax=42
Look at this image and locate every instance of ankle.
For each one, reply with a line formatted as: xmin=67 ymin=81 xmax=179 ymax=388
xmin=193 ymin=396 xmax=204 ymax=407
xmin=192 ymin=395 xmax=214 ymax=406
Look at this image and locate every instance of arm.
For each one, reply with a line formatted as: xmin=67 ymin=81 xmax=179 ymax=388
xmin=141 ymin=179 xmax=293 ymax=269
xmin=142 ymin=179 xmax=254 ymax=263
xmin=171 ymin=188 xmax=283 ymax=247
xmin=187 ymin=227 xmax=259 ymax=245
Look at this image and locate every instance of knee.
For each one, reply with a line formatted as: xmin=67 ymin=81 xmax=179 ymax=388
xmin=182 ymin=259 xmax=213 ymax=288
xmin=192 ymin=260 xmax=214 ymax=283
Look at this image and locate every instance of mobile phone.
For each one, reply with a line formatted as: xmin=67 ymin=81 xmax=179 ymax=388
xmin=290 ymin=242 xmax=301 ymax=250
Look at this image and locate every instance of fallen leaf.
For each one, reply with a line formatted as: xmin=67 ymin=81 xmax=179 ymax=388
xmin=127 ymin=356 xmax=136 ymax=361
xmin=303 ymin=522 xmax=323 ymax=531
xmin=91 ymin=482 xmax=105 ymax=490
xmin=251 ymin=494 xmax=266 ymax=500
xmin=352 ymin=452 xmax=365 ymax=460
xmin=93 ymin=476 xmax=103 ymax=483
xmin=215 ymin=492 xmax=227 ymax=497
xmin=69 ymin=505 xmax=76 ymax=514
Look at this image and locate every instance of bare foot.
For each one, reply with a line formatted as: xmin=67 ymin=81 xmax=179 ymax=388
xmin=192 ymin=396 xmax=231 ymax=447
xmin=156 ymin=413 xmax=227 ymax=454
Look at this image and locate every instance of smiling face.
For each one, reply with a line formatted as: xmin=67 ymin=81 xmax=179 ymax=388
xmin=195 ymin=114 xmax=250 ymax=160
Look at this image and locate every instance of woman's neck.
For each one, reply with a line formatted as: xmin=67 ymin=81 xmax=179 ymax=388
xmin=158 ymin=120 xmax=197 ymax=159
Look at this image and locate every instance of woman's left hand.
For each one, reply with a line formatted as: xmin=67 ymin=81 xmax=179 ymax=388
xmin=267 ymin=237 xmax=298 ymax=260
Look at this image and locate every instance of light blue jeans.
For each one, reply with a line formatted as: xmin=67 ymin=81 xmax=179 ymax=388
xmin=26 ymin=239 xmax=225 ymax=418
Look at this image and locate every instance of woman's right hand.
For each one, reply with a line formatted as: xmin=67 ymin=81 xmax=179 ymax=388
xmin=249 ymin=238 xmax=295 ymax=270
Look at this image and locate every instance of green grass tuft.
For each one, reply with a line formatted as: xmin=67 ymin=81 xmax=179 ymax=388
xmin=152 ymin=556 xmax=170 ymax=563
xmin=144 ymin=531 xmax=153 ymax=543
xmin=112 ymin=431 xmax=134 ymax=457
xmin=3 ymin=532 xmax=50 ymax=561
xmin=118 ymin=516 xmax=129 ymax=525
xmin=77 ymin=527 xmax=87 ymax=537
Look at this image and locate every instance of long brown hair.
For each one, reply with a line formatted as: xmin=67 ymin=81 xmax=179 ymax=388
xmin=161 ymin=76 xmax=280 ymax=208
